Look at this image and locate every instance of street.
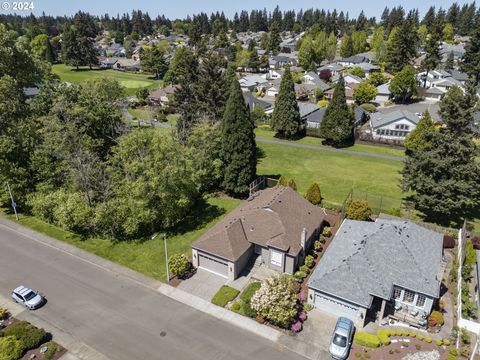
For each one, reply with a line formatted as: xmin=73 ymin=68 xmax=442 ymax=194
xmin=0 ymin=222 xmax=309 ymax=360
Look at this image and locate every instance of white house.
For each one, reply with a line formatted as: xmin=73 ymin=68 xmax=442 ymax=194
xmin=370 ymin=110 xmax=420 ymax=141
xmin=375 ymin=83 xmax=392 ymax=105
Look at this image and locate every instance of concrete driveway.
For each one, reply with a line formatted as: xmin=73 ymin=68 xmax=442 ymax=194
xmin=300 ymin=309 xmax=338 ymax=350
xmin=177 ymin=269 xmax=227 ymax=301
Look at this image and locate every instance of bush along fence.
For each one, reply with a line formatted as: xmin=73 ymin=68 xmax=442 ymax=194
xmin=455 ymin=221 xmax=480 ymax=359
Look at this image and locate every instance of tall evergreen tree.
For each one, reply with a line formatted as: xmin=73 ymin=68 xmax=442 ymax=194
xmin=339 ymin=33 xmax=353 ymax=57
xmin=444 ymin=51 xmax=455 ymax=71
xmin=267 ymin=21 xmax=281 ymax=54
xmin=402 ymin=86 xmax=480 ymax=225
xmin=403 ymin=110 xmax=436 ymax=153
xmin=271 ymin=65 xmax=302 ymax=139
xmin=319 ymin=76 xmax=354 ymax=147
xmin=221 ymin=78 xmax=256 ymax=195
xmin=421 ymin=23 xmax=442 ymax=87
xmin=386 ymin=19 xmax=418 ymax=73
xmin=461 ymin=18 xmax=480 ymax=82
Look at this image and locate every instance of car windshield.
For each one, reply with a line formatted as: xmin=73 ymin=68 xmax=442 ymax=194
xmin=333 ymin=334 xmax=347 ymax=347
xmin=24 ymin=291 xmax=36 ymax=301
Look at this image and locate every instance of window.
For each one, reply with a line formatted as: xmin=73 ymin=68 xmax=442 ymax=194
xmin=416 ymin=295 xmax=426 ymax=308
xmin=393 ymin=288 xmax=402 ymax=299
xmin=270 ymin=249 xmax=283 ymax=267
xmin=395 ymin=124 xmax=400 ymax=129
xmin=403 ymin=290 xmax=415 ymax=303
xmin=404 ymin=125 xmax=409 ymax=130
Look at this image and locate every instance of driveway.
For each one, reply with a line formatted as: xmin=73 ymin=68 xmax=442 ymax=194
xmin=0 ymin=219 xmax=309 ymax=360
xmin=177 ymin=269 xmax=227 ymax=301
xmin=300 ymin=309 xmax=338 ymax=350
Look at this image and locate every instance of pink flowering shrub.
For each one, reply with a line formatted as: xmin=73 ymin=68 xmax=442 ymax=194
xmin=298 ymin=311 xmax=308 ymax=322
xmin=298 ymin=291 xmax=305 ymax=303
xmin=251 ymin=274 xmax=298 ymax=328
xmin=291 ymin=320 xmax=302 ymax=332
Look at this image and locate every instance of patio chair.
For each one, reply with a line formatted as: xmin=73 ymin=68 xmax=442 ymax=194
xmin=418 ymin=319 xmax=427 ymax=327
xmin=410 ymin=309 xmax=419 ymax=317
xmin=394 ymin=303 xmax=402 ymax=311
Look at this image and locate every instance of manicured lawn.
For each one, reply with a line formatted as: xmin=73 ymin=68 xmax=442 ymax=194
xmin=255 ymin=127 xmax=405 ymax=158
xmin=128 ymin=107 xmax=152 ymax=119
xmin=211 ymin=285 xmax=240 ymax=307
xmin=257 ymin=141 xmax=405 ymax=211
xmin=52 ymin=64 xmax=160 ymax=96
xmin=0 ymin=195 xmax=240 ymax=282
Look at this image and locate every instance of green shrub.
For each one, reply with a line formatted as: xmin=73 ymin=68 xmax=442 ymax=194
xmin=443 ymin=339 xmax=450 ymax=346
xmin=231 ymin=302 xmax=241 ymax=311
xmin=449 ymin=348 xmax=458 ymax=356
xmin=417 ymin=334 xmax=424 ymax=341
xmin=0 ymin=307 xmax=5 ymax=320
xmin=314 ymin=240 xmax=323 ymax=252
xmin=168 ymin=254 xmax=191 ymax=279
xmin=425 ymin=336 xmax=432 ymax=343
xmin=446 ymin=355 xmax=456 ymax=360
xmin=353 ymin=332 xmax=380 ymax=348
xmin=428 ymin=310 xmax=444 ymax=326
xmin=360 ymin=103 xmax=377 ymax=113
xmin=305 ymin=255 xmax=315 ymax=268
xmin=0 ymin=336 xmax=23 ymax=360
xmin=403 ymin=330 xmax=410 ymax=337
xmin=376 ymin=330 xmax=391 ymax=345
xmin=401 ymin=341 xmax=409 ymax=347
xmin=294 ymin=271 xmax=307 ymax=280
xmin=43 ymin=341 xmax=60 ymax=360
xmin=415 ymin=344 xmax=421 ymax=350
xmin=395 ymin=330 xmax=403 ymax=336
xmin=1 ymin=321 xmax=46 ymax=352
xmin=389 ymin=349 xmax=395 ymax=354
xmin=435 ymin=339 xmax=443 ymax=346
xmin=211 ymin=286 xmax=240 ymax=307
xmin=299 ymin=265 xmax=310 ymax=274
xmin=345 ymin=199 xmax=372 ymax=221
xmin=322 ymin=227 xmax=332 ymax=237
xmin=410 ymin=331 xmax=416 ymax=338
xmin=304 ymin=303 xmax=313 ymax=312
xmin=238 ymin=282 xmax=261 ymax=318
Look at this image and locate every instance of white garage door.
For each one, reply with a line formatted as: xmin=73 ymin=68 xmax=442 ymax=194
xmin=198 ymin=254 xmax=228 ymax=277
xmin=314 ymin=293 xmax=358 ymax=321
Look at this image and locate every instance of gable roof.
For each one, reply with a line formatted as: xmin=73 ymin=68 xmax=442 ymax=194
xmin=243 ymin=91 xmax=273 ymax=111
xmin=304 ymin=105 xmax=367 ymax=126
xmin=338 ymin=55 xmax=370 ymax=64
xmin=449 ymin=70 xmax=469 ymax=82
xmin=370 ymin=110 xmax=419 ymax=129
xmin=298 ymin=102 xmax=320 ymax=118
xmin=192 ymin=186 xmax=326 ymax=261
xmin=302 ymin=72 xmax=331 ymax=91
xmin=343 ymin=74 xmax=362 ymax=83
xmin=308 ymin=219 xmax=443 ymax=307
xmin=376 ymin=83 xmax=391 ymax=95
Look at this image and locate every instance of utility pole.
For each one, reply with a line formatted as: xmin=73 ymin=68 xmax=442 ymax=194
xmin=6 ymin=181 xmax=19 ymax=221
xmin=164 ymin=233 xmax=170 ymax=282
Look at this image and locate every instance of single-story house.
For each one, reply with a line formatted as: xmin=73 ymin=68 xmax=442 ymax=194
xmin=148 ymin=85 xmax=178 ymax=105
xmin=243 ymin=91 xmax=274 ymax=114
xmin=302 ymin=72 xmax=331 ymax=91
xmin=99 ymin=57 xmax=120 ymax=68
xmin=343 ymin=74 xmax=363 ymax=85
xmin=239 ymin=74 xmax=269 ymax=92
xmin=113 ymin=58 xmax=141 ymax=72
xmin=355 ymin=62 xmax=380 ymax=75
xmin=324 ymin=83 xmax=356 ymax=104
xmin=308 ymin=218 xmax=443 ymax=328
xmin=318 ymin=63 xmax=344 ymax=76
xmin=424 ymin=86 xmax=445 ymax=101
xmin=192 ymin=186 xmax=327 ymax=280
xmin=370 ymin=110 xmax=420 ymax=141
xmin=269 ymin=55 xmax=298 ymax=69
xmin=448 ymin=70 xmax=469 ymax=84
xmin=304 ymin=105 xmax=367 ymax=129
xmin=375 ymin=83 xmax=392 ymax=105
xmin=262 ymin=69 xmax=282 ymax=80
xmin=337 ymin=55 xmax=370 ymax=67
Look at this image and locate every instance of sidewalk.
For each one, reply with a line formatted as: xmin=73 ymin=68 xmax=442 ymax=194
xmin=0 ymin=294 xmax=109 ymax=360
xmin=0 ymin=217 xmax=329 ymax=360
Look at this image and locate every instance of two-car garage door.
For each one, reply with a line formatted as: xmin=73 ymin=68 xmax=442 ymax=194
xmin=198 ymin=254 xmax=229 ymax=278
xmin=314 ymin=293 xmax=358 ymax=321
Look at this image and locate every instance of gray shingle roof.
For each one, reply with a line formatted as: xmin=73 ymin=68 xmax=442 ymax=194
xmin=308 ymin=219 xmax=443 ymax=308
xmin=370 ymin=110 xmax=419 ymax=129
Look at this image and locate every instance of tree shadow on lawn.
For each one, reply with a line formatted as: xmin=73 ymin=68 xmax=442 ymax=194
xmin=68 ymin=67 xmax=107 ymax=72
xmin=166 ymin=197 xmax=227 ymax=237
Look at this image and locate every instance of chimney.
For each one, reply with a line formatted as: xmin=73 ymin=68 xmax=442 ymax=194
xmin=301 ymin=227 xmax=307 ymax=250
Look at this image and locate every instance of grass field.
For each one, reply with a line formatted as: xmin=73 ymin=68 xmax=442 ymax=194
xmin=52 ymin=64 xmax=160 ymax=96
xmin=255 ymin=127 xmax=405 ymax=158
xmin=257 ymin=141 xmax=405 ymax=211
xmin=1 ymin=195 xmax=240 ymax=282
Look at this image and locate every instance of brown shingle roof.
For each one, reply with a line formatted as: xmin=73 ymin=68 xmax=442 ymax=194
xmin=192 ymin=186 xmax=326 ymax=261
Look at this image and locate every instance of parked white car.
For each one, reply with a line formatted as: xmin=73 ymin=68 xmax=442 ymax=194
xmin=328 ymin=317 xmax=354 ymax=359
xmin=11 ymin=286 xmax=45 ymax=310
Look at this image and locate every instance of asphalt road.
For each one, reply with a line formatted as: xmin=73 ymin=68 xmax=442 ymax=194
xmin=0 ymin=224 xmax=308 ymax=360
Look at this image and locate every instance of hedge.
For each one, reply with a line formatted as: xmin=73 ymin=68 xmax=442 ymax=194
xmin=0 ymin=321 xmax=46 ymax=352
xmin=0 ymin=336 xmax=23 ymax=360
xmin=353 ymin=332 xmax=381 ymax=348
xmin=43 ymin=341 xmax=60 ymax=360
xmin=211 ymin=286 xmax=240 ymax=307
xmin=376 ymin=330 xmax=391 ymax=345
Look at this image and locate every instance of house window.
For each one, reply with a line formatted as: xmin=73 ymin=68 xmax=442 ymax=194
xmin=270 ymin=249 xmax=283 ymax=267
xmin=404 ymin=125 xmax=409 ymax=130
xmin=393 ymin=288 xmax=402 ymax=299
xmin=395 ymin=125 xmax=400 ymax=129
xmin=416 ymin=295 xmax=426 ymax=308
xmin=403 ymin=290 xmax=415 ymax=303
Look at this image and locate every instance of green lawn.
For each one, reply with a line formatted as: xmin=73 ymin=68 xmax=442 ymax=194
xmin=257 ymin=141 xmax=405 ymax=211
xmin=1 ymin=195 xmax=240 ymax=282
xmin=255 ymin=127 xmax=405 ymax=158
xmin=52 ymin=64 xmax=160 ymax=96
xmin=128 ymin=107 xmax=152 ymax=119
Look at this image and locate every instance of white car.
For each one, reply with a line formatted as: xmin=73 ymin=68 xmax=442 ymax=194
xmin=11 ymin=286 xmax=45 ymax=310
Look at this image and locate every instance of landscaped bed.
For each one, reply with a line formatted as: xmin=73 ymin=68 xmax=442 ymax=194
xmin=0 ymin=308 xmax=65 ymax=360
xmin=211 ymin=286 xmax=240 ymax=307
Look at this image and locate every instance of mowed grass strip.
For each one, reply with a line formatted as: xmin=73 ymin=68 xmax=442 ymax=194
xmin=257 ymin=141 xmax=404 ymax=210
xmin=52 ymin=64 xmax=160 ymax=96
xmin=1 ymin=195 xmax=240 ymax=282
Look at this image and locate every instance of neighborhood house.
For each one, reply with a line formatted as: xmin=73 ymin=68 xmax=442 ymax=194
xmin=369 ymin=110 xmax=420 ymax=141
xmin=307 ymin=219 xmax=443 ymax=329
xmin=192 ymin=186 xmax=326 ymax=280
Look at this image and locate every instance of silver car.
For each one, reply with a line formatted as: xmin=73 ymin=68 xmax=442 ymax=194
xmin=11 ymin=286 xmax=44 ymax=310
xmin=328 ymin=317 xmax=354 ymax=359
